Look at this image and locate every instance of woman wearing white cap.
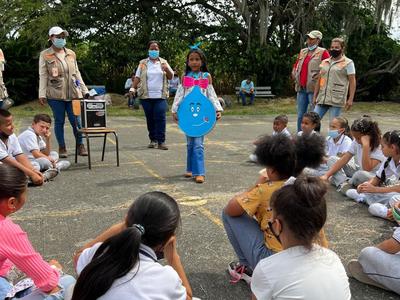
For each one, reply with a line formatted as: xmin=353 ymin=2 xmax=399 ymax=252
xmin=38 ymin=26 xmax=89 ymax=158
xmin=292 ymin=30 xmax=330 ymax=132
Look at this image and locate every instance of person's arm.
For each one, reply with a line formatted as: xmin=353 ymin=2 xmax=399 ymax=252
xmin=321 ymin=152 xmax=353 ymax=180
xmin=163 ymin=63 xmax=173 ymax=80
xmin=376 ymin=227 xmax=400 ymax=254
xmin=3 ymin=155 xmax=43 ymax=185
xmin=73 ymin=221 xmax=126 ymax=267
xmin=75 ymin=58 xmax=89 ymax=97
xmin=206 ymin=74 xmax=223 ymax=118
xmin=313 ymin=74 xmax=321 ymax=105
xmin=360 ymin=135 xmax=380 ymax=171
xmin=171 ymin=82 xmax=185 ymax=122
xmin=358 ymin=181 xmax=400 ymax=194
xmin=38 ymin=52 xmax=48 ymax=105
xmin=345 ymin=74 xmax=356 ymax=111
xmin=163 ymin=236 xmax=193 ymax=300
xmin=250 ymin=82 xmax=254 ymax=93
xmin=224 ymin=194 xmax=246 ymax=216
xmin=3 ymin=221 xmax=60 ymax=292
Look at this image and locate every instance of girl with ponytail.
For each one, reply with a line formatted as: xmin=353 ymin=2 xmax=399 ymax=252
xmin=251 ymin=176 xmax=351 ymax=300
xmin=345 ymin=130 xmax=400 ymax=220
xmin=321 ymin=115 xmax=386 ymax=190
xmin=72 ymin=192 xmax=193 ymax=300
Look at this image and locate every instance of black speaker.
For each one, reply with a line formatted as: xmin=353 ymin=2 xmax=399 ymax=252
xmin=81 ymin=100 xmax=107 ymax=128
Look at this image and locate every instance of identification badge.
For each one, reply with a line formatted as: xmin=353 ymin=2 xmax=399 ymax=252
xmin=52 ymin=67 xmax=59 ymax=77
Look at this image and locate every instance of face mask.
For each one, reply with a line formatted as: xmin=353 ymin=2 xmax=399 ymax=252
xmin=327 ymin=129 xmax=341 ymax=139
xmin=329 ymin=49 xmax=342 ymax=58
xmin=148 ymin=50 xmax=159 ymax=59
xmin=52 ymin=38 xmax=66 ymax=49
xmin=308 ymin=44 xmax=317 ymax=51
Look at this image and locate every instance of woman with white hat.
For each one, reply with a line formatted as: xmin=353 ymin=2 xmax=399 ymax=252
xmin=38 ymin=26 xmax=89 ymax=158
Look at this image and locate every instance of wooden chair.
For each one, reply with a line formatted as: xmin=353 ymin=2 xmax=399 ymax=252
xmin=72 ymin=100 xmax=119 ymax=169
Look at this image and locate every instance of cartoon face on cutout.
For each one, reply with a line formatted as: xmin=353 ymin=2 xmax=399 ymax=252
xmin=177 ymin=86 xmax=216 ymax=137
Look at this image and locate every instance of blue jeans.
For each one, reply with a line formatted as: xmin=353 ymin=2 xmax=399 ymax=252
xmin=0 ymin=274 xmax=75 ymax=300
xmin=222 ymin=210 xmax=275 ymax=270
xmin=186 ymin=136 xmax=205 ymax=176
xmin=140 ymin=99 xmax=167 ymax=144
xmin=314 ymin=104 xmax=342 ymax=123
xmin=239 ymin=91 xmax=255 ymax=105
xmin=47 ymin=99 xmax=83 ymax=147
xmin=296 ymin=90 xmax=314 ymax=132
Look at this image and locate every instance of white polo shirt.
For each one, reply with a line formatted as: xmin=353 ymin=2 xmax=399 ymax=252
xmin=251 ymin=245 xmax=351 ymax=300
xmin=77 ymin=242 xmax=186 ymax=300
xmin=273 ymin=127 xmax=291 ymax=138
xmin=135 ymin=59 xmax=172 ymax=99
xmin=376 ymin=157 xmax=400 ymax=180
xmin=326 ymin=134 xmax=352 ymax=157
xmin=0 ymin=134 xmax=23 ymax=160
xmin=347 ymin=140 xmax=385 ymax=171
xmin=18 ymin=127 xmax=46 ymax=160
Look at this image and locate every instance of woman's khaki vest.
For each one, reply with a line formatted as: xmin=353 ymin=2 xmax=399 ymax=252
xmin=316 ymin=56 xmax=353 ymax=107
xmin=293 ymin=47 xmax=326 ymax=93
xmin=39 ymin=47 xmax=88 ymax=100
xmin=137 ymin=58 xmax=169 ymax=99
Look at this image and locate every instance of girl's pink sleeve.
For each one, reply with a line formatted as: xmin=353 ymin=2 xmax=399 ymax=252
xmin=1 ymin=221 xmax=59 ymax=292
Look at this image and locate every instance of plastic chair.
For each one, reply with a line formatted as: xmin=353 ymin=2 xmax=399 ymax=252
xmin=72 ymin=100 xmax=119 ymax=169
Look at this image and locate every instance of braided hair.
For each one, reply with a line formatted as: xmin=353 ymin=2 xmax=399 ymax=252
xmin=379 ymin=130 xmax=400 ymax=184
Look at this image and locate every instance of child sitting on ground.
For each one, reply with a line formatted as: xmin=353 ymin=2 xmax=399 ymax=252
xmin=297 ymin=111 xmax=321 ymax=136
xmin=0 ymin=164 xmax=75 ymax=299
xmin=251 ymin=176 xmax=351 ymax=300
xmin=305 ymin=116 xmax=352 ymax=176
xmin=18 ymin=114 xmax=70 ymax=174
xmin=223 ymin=134 xmax=327 ymax=284
xmin=321 ymin=116 xmax=386 ymax=192
xmin=249 ymin=114 xmax=291 ymax=162
xmin=347 ymin=201 xmax=400 ymax=295
xmin=0 ymin=109 xmax=43 ymax=185
xmin=345 ymin=130 xmax=400 ymax=219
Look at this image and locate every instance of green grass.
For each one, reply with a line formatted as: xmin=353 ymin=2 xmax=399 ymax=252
xmin=8 ymin=95 xmax=400 ymax=119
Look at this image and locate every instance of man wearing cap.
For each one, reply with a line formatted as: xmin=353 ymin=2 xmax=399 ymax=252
xmin=292 ymin=30 xmax=330 ymax=132
xmin=39 ymin=26 xmax=89 ymax=157
xmin=0 ymin=48 xmax=9 ymax=109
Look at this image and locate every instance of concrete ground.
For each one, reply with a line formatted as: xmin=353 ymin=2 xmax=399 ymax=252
xmin=13 ymin=111 xmax=400 ymax=300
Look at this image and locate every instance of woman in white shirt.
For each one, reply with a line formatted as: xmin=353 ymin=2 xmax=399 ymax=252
xmin=71 ymin=192 xmax=193 ymax=300
xmin=251 ymin=176 xmax=351 ymax=300
xmin=131 ymin=41 xmax=173 ymax=150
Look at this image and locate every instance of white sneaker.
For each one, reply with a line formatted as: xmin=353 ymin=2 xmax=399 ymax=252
xmin=346 ymin=189 xmax=365 ymax=203
xmin=55 ymin=160 xmax=71 ymax=171
xmin=249 ymin=154 xmax=258 ymax=163
xmin=368 ymin=203 xmax=389 ymax=219
xmin=43 ymin=168 xmax=59 ymax=182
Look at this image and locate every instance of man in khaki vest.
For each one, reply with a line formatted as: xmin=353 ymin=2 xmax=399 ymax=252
xmin=292 ymin=30 xmax=329 ymax=132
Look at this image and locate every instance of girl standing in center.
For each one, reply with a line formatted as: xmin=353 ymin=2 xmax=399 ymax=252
xmin=171 ymin=48 xmax=223 ymax=184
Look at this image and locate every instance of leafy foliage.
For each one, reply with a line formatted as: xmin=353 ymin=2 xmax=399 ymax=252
xmin=0 ymin=0 xmax=399 ymax=103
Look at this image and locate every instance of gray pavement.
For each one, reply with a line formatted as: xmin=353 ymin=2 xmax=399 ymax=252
xmin=13 ymin=112 xmax=400 ymax=300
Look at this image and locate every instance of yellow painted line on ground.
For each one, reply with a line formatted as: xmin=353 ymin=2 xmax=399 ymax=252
xmin=105 ymin=136 xmax=224 ymax=227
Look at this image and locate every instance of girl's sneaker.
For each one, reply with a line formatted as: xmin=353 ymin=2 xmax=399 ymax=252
xmin=345 ymin=189 xmax=365 ymax=203
xmin=368 ymin=203 xmax=389 ymax=219
xmin=228 ymin=261 xmax=252 ymax=284
xmin=184 ymin=172 xmax=192 ymax=178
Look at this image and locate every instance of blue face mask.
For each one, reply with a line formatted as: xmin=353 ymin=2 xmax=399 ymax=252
xmin=148 ymin=50 xmax=159 ymax=59
xmin=327 ymin=130 xmax=341 ymax=139
xmin=52 ymin=38 xmax=66 ymax=49
xmin=308 ymin=44 xmax=317 ymax=51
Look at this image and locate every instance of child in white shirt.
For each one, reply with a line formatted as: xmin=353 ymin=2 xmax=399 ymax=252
xmin=18 ymin=114 xmax=70 ymax=172
xmin=249 ymin=114 xmax=291 ymax=162
xmin=0 ymin=109 xmax=43 ymax=185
